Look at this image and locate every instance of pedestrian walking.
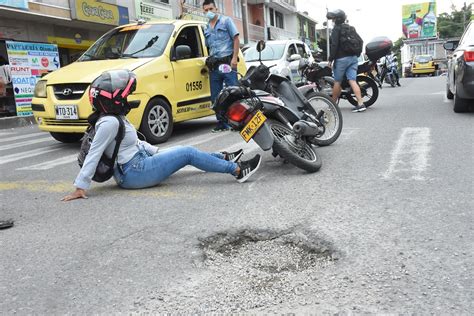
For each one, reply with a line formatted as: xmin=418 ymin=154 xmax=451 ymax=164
xmin=326 ymin=9 xmax=366 ymax=112
xmin=202 ymin=0 xmax=241 ymax=132
xmin=62 ymin=70 xmax=262 ymax=202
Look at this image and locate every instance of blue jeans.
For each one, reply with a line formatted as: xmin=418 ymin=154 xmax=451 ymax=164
xmin=114 ymin=146 xmax=238 ymax=189
xmin=333 ymin=56 xmax=358 ymax=82
xmin=210 ymin=67 xmax=238 ymax=128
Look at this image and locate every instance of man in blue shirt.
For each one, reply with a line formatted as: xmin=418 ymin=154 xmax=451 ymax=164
xmin=203 ymin=0 xmax=240 ymax=132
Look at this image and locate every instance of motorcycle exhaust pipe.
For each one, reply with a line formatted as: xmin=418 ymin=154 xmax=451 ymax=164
xmin=293 ymin=120 xmax=320 ymax=137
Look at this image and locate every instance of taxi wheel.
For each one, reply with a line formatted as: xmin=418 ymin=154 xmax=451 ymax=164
xmin=50 ymin=132 xmax=83 ymax=143
xmin=140 ymin=98 xmax=173 ymax=144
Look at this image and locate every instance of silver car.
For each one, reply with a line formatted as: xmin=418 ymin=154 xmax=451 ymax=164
xmin=444 ymin=21 xmax=474 ymax=112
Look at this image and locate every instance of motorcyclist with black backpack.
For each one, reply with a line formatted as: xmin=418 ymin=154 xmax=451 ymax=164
xmin=327 ymin=9 xmax=366 ymax=113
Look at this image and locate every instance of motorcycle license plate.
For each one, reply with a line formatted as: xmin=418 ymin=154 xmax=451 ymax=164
xmin=240 ymin=110 xmax=266 ymax=142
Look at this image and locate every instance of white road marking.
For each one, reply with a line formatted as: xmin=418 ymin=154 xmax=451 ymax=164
xmin=17 ymin=154 xmax=77 ymax=170
xmin=338 ymin=128 xmax=360 ymax=141
xmin=0 ymin=147 xmax=62 ymax=165
xmin=0 ymin=137 xmax=53 ymax=151
xmin=0 ymin=132 xmax=48 ymax=143
xmin=383 ymin=127 xmax=431 ymax=180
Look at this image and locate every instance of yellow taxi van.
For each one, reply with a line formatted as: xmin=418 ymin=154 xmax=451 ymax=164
xmin=411 ymin=54 xmax=436 ymax=76
xmin=32 ymin=20 xmax=246 ymax=144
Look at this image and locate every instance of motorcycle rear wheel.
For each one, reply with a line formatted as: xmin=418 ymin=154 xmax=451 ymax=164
xmin=347 ymin=75 xmax=379 ymax=107
xmin=267 ymin=119 xmax=322 ymax=173
xmin=305 ymin=91 xmax=343 ymax=146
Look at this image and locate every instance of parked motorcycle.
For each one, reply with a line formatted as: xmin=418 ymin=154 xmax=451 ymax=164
xmin=304 ymin=37 xmax=393 ymax=108
xmin=213 ymin=41 xmax=324 ymax=172
xmin=321 ymin=60 xmax=379 ymax=108
xmin=379 ymin=56 xmax=397 ymax=87
xmin=296 ymin=59 xmax=343 ymax=146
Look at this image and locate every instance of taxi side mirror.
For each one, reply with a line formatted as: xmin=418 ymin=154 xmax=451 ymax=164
xmin=174 ymin=45 xmax=192 ymax=60
xmin=128 ymin=100 xmax=140 ymax=109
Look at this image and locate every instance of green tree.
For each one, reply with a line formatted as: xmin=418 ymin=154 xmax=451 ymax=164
xmin=438 ymin=3 xmax=472 ymax=38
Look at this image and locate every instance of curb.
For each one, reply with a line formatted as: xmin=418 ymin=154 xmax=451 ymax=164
xmin=0 ymin=116 xmax=37 ymax=130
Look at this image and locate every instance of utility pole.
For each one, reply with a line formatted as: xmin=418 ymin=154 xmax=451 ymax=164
xmin=241 ymin=0 xmax=249 ymax=44
xmin=462 ymin=2 xmax=467 ymax=31
xmin=326 ymin=6 xmax=330 ymax=61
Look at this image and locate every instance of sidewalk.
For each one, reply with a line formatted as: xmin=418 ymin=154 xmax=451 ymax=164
xmin=0 ymin=116 xmax=37 ymax=130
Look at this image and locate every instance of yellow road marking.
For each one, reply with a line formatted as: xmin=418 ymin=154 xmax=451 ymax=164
xmin=0 ymin=181 xmax=205 ymax=198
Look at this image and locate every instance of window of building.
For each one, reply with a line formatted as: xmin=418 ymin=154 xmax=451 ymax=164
xmin=233 ymin=0 xmax=242 ymax=19
xmin=184 ymin=0 xmax=200 ymax=7
xmin=275 ymin=11 xmax=284 ymax=29
xmin=269 ymin=8 xmax=275 ymax=26
xmin=215 ymin=0 xmax=225 ymax=14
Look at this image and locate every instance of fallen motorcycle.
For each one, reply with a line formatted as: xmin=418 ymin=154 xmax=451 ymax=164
xmin=214 ymin=41 xmax=324 ymax=172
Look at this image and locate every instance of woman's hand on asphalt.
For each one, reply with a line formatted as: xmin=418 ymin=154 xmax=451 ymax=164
xmin=61 ymin=188 xmax=88 ymax=201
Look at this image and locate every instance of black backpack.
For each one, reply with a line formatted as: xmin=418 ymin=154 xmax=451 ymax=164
xmin=339 ymin=24 xmax=363 ymax=56
xmin=77 ymin=114 xmax=125 ymax=183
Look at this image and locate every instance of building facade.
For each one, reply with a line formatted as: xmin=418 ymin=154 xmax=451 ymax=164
xmin=0 ymin=0 xmax=319 ymax=117
xmin=297 ymin=11 xmax=317 ymax=50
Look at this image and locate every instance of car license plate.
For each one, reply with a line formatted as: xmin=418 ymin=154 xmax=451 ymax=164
xmin=55 ymin=105 xmax=78 ymax=120
xmin=240 ymin=110 xmax=266 ymax=142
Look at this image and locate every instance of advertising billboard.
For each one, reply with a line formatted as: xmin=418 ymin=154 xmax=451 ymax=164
xmin=6 ymin=41 xmax=60 ymax=116
xmin=71 ymin=0 xmax=129 ymax=26
xmin=402 ymin=1 xmax=437 ymax=39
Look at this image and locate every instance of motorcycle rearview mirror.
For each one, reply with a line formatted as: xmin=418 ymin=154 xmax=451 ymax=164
xmin=256 ymin=40 xmax=265 ymax=63
xmin=256 ymin=40 xmax=266 ymax=52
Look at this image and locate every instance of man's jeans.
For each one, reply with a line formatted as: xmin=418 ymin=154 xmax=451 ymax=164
xmin=114 ymin=146 xmax=238 ymax=189
xmin=210 ymin=67 xmax=238 ymax=128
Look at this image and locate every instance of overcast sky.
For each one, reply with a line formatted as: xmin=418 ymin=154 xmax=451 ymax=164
xmin=295 ymin=0 xmax=469 ymax=42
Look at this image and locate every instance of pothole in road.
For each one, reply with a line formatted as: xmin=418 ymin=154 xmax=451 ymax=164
xmin=134 ymin=228 xmax=340 ymax=313
xmin=200 ymin=228 xmax=339 ymax=274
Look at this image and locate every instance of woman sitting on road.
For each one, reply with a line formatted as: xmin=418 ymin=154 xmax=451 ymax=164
xmin=62 ymin=70 xmax=261 ymax=202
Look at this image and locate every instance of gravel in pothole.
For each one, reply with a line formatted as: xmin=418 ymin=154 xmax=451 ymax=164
xmin=133 ymin=228 xmax=340 ymax=313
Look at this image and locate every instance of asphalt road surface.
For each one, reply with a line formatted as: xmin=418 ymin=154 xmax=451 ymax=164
xmin=0 ymin=76 xmax=473 ymax=314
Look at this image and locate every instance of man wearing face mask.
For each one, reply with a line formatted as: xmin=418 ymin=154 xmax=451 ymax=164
xmin=202 ymin=0 xmax=240 ymax=132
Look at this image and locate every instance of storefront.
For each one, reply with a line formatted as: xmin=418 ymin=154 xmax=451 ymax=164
xmin=0 ymin=0 xmax=129 ymax=117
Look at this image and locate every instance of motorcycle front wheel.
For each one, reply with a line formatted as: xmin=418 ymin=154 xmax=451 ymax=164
xmin=347 ymin=75 xmax=379 ymax=107
xmin=305 ymin=91 xmax=343 ymax=146
xmin=389 ymin=74 xmax=396 ymax=87
xmin=267 ymin=119 xmax=322 ymax=173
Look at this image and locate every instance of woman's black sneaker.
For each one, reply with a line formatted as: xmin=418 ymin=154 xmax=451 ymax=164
xmin=222 ymin=149 xmax=244 ymax=162
xmin=236 ymin=154 xmax=261 ymax=183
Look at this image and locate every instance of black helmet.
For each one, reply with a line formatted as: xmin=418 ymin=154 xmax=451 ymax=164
xmin=89 ymin=69 xmax=137 ymax=115
xmin=326 ymin=9 xmax=346 ymax=25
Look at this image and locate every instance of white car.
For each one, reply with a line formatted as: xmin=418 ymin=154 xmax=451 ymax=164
xmin=244 ymin=40 xmax=314 ymax=83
